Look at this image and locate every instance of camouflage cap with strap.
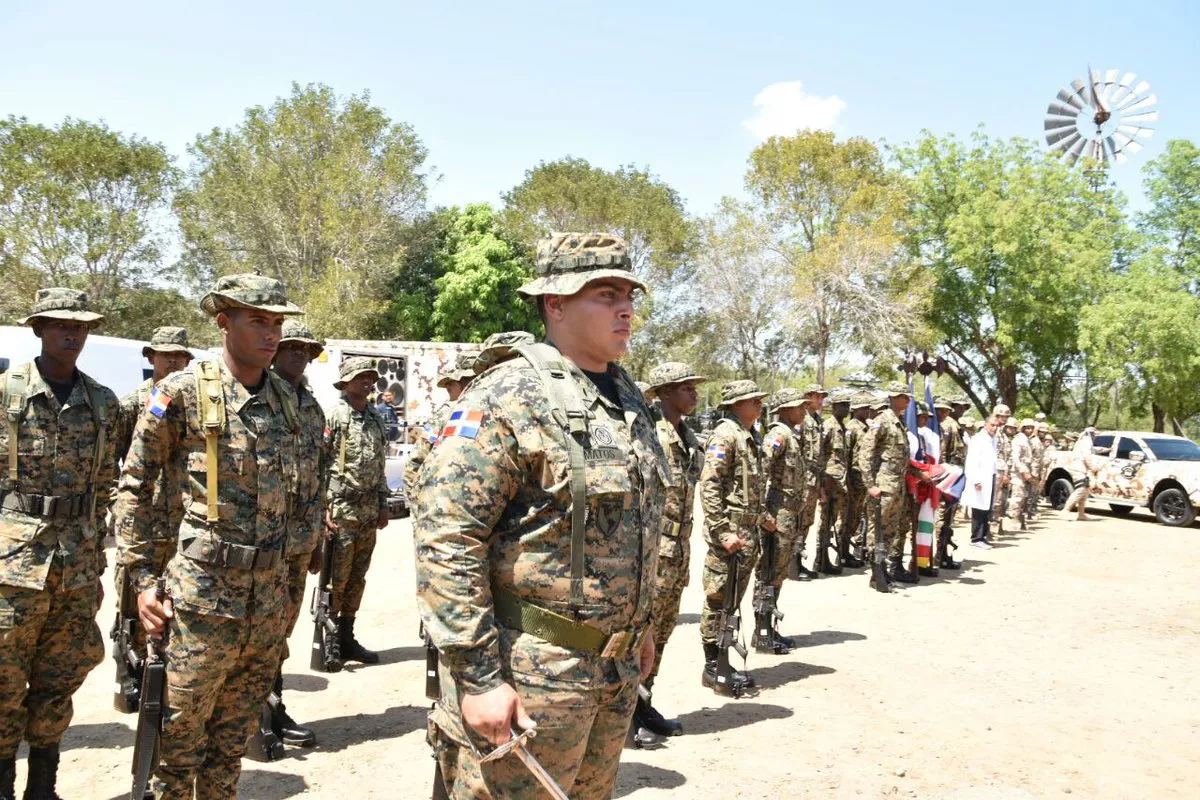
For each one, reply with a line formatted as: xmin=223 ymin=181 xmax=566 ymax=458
xmin=200 ymin=273 xmax=302 ymax=317
xmin=718 ymin=379 xmax=766 ymax=407
xmin=769 ymin=387 xmax=806 ymax=411
xmin=802 ymin=382 xmax=827 ymax=396
xmin=644 ymin=361 xmax=705 ymax=400
xmin=334 ymin=356 xmax=379 ymax=389
xmin=279 ymin=319 xmax=324 ymax=358
xmin=932 ymin=396 xmax=953 ymax=411
xmin=915 ymin=400 xmax=932 ymax=416
xmin=142 ymin=326 xmax=192 ymax=358
xmin=883 ymin=381 xmax=909 ymax=398
xmin=830 ymin=388 xmax=855 ymax=405
xmin=436 ymin=352 xmax=477 ymax=387
xmin=19 ymin=287 xmax=104 ymax=328
xmin=850 ymin=391 xmax=876 ymax=410
xmin=518 ymin=232 xmax=648 ymax=298
xmin=473 ymin=331 xmax=536 ymax=374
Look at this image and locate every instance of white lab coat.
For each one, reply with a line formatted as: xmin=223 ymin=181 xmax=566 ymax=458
xmin=963 ymin=428 xmax=998 ymax=511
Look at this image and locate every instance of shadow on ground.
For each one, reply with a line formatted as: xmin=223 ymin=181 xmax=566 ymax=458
xmin=237 ymin=769 xmax=310 ymax=799
xmin=676 ymin=701 xmax=793 ymax=735
xmin=60 ymin=721 xmax=133 ymax=752
xmin=282 ymin=673 xmax=329 ymax=692
xmin=787 ymin=629 xmax=866 ymax=648
xmin=305 ymin=704 xmax=426 ymax=753
xmin=749 ymin=660 xmax=836 ymax=690
xmin=614 ymin=762 xmax=687 ymax=797
xmin=675 ymin=613 xmax=700 ymax=627
xmin=342 ymin=644 xmax=425 ymax=672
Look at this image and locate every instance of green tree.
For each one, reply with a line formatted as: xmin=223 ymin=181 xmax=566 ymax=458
xmin=1140 ymin=139 xmax=1200 ymax=280
xmin=894 ymin=130 xmax=1126 ymax=412
xmin=0 ymin=116 xmax=176 ymax=329
xmin=175 ymin=82 xmax=428 ymax=338
xmin=426 ymin=204 xmax=541 ymax=342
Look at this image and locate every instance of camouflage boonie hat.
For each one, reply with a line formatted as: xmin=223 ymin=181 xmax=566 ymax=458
xmin=278 ymin=319 xmax=324 ymax=357
xmin=141 ymin=326 xmax=191 ymax=358
xmin=769 ymin=387 xmax=806 ymax=410
xmin=645 ymin=361 xmax=705 ymax=399
xmin=961 ymin=415 xmax=977 ymax=428
xmin=200 ymin=273 xmax=302 ymax=317
xmin=473 ymin=331 xmax=536 ymax=374
xmin=850 ymin=391 xmax=875 ymax=410
xmin=334 ymin=356 xmax=379 ymax=389
xmin=1004 ymin=418 xmax=1017 ymax=429
xmin=1037 ymin=422 xmax=1050 ymax=432
xmin=915 ymin=400 xmax=932 ymax=416
xmin=438 ymin=352 xmax=477 ymax=387
xmin=884 ymin=381 xmax=908 ymax=397
xmin=718 ymin=379 xmax=766 ymax=407
xmin=933 ymin=397 xmax=953 ymax=411
xmin=20 ymin=288 xmax=104 ymax=328
xmin=950 ymin=394 xmax=971 ymax=407
xmin=830 ymin=389 xmax=854 ymax=405
xmin=802 ymin=383 xmax=827 ymax=396
xmin=518 ymin=233 xmax=648 ymax=298
xmin=635 ymin=381 xmax=651 ymax=397
xmin=993 ymin=403 xmax=1012 ymax=416
xmin=1020 ymin=418 xmax=1037 ymax=429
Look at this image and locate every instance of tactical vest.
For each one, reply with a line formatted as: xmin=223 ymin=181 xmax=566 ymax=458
xmin=4 ymin=363 xmax=110 ymax=527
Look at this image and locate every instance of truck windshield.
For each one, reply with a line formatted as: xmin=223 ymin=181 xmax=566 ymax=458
xmin=1144 ymin=438 xmax=1200 ymax=462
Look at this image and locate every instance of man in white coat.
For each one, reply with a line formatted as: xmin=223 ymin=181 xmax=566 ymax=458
xmin=964 ymin=415 xmax=1000 ymax=549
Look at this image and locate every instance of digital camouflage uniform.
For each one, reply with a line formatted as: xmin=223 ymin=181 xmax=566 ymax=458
xmin=404 ymin=352 xmax=476 ymax=508
xmin=858 ymin=384 xmax=913 ymax=569
xmin=699 ymin=383 xmax=768 ymax=645
xmin=843 ymin=393 xmax=873 ymax=558
xmin=282 ymin=378 xmax=326 ymax=642
xmin=934 ymin=399 xmax=963 ymax=559
xmin=0 ymin=289 xmax=116 ymax=781
xmin=1007 ymin=425 xmax=1036 ymax=527
xmin=415 ymin=232 xmax=665 ymax=800
xmin=113 ymin=275 xmax=302 ymax=800
xmin=644 ymin=363 xmax=705 ymax=682
xmin=991 ymin=426 xmax=1013 ymax=534
xmin=325 ymin=359 xmax=389 ymax=619
xmin=816 ymin=393 xmax=851 ymax=569
xmin=1027 ymin=426 xmax=1045 ymax=518
xmin=795 ymin=387 xmax=827 ymax=565
xmin=755 ymin=389 xmax=806 ymax=597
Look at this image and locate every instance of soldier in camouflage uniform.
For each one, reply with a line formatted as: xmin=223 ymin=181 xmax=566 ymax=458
xmin=858 ymin=381 xmax=917 ymax=592
xmin=114 ymin=275 xmax=302 ymax=799
xmin=933 ymin=397 xmax=963 ymax=570
xmin=472 ymin=331 xmax=536 ymax=377
xmin=634 ymin=362 xmax=705 ymax=743
xmin=112 ymin=327 xmax=193 ymax=681
xmin=754 ymin=387 xmax=806 ymax=652
xmin=1027 ymin=421 xmax=1047 ymax=520
xmin=266 ymin=319 xmax=328 ymax=747
xmin=415 ymin=233 xmax=664 ymax=800
xmin=841 ymin=392 xmax=874 ymax=568
xmin=990 ymin=404 xmax=1013 ymax=536
xmin=793 ymin=384 xmax=827 ymax=580
xmin=700 ymin=380 xmax=771 ymax=694
xmin=814 ymin=390 xmax=852 ymax=575
xmin=0 ymin=289 xmax=118 ymax=800
xmin=403 ymin=353 xmax=476 ymax=508
xmin=324 ymin=357 xmax=389 ymax=665
xmin=1007 ymin=419 xmax=1037 ymax=531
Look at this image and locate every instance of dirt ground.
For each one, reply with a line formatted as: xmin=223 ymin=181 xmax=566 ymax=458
xmin=20 ymin=500 xmax=1200 ymax=799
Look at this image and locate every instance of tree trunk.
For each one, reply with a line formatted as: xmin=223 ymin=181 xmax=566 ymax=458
xmin=1152 ymin=402 xmax=1166 ymax=433
xmin=815 ymin=346 xmax=826 ymax=385
xmin=996 ymin=363 xmax=1018 ymax=412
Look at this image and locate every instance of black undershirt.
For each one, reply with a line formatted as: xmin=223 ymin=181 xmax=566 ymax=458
xmin=581 ymin=367 xmax=622 ymax=408
xmin=242 ymin=372 xmax=268 ymax=395
xmin=35 ymin=359 xmax=77 ymax=406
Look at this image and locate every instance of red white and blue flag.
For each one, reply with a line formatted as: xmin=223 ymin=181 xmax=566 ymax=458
xmin=442 ymin=409 xmax=483 ymax=439
xmin=707 ymin=441 xmax=727 ymax=460
xmin=145 ymin=387 xmax=171 ymax=419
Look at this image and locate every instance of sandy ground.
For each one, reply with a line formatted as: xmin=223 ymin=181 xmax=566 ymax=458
xmin=17 ymin=500 xmax=1200 ymax=799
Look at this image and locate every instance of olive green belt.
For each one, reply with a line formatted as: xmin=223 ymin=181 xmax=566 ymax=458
xmin=492 ymin=586 xmax=645 ymax=659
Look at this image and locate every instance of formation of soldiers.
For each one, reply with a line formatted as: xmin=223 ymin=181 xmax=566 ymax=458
xmin=0 ymin=234 xmax=1076 ymax=800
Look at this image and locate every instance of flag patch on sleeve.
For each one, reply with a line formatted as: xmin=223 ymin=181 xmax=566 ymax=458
xmin=145 ymin=387 xmax=171 ymax=418
xmin=706 ymin=442 xmax=727 ymax=460
xmin=768 ymin=434 xmax=784 ymax=450
xmin=424 ymin=424 xmax=440 ymax=445
xmin=442 ymin=409 xmax=484 ymax=439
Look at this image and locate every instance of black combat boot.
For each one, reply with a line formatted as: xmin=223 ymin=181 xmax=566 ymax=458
xmin=637 ymin=685 xmax=682 ymax=738
xmin=339 ymin=615 xmax=379 ymax=664
xmin=888 ymin=556 xmax=917 ymax=584
xmin=839 ymin=535 xmax=864 ymax=569
xmin=792 ymin=550 xmax=817 ymax=580
xmin=22 ymin=744 xmax=61 ymax=800
xmin=1 ymin=755 xmax=15 ymax=800
xmin=820 ymin=540 xmax=843 ymax=575
xmin=752 ymin=614 xmax=793 ymax=655
xmin=938 ymin=536 xmax=961 ymax=570
xmin=869 ymin=543 xmax=890 ymax=593
xmin=271 ymin=672 xmax=316 ymax=747
xmin=701 ymin=643 xmax=755 ymax=693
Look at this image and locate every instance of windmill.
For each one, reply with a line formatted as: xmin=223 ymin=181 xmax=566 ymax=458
xmin=1044 ymin=67 xmax=1157 ymax=166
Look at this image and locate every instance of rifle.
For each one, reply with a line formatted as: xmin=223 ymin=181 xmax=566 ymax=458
xmin=310 ymin=539 xmax=343 ymax=673
xmin=111 ymin=570 xmax=143 ymax=714
xmin=714 ymin=555 xmax=750 ymax=697
xmin=907 ymin=491 xmax=920 ymax=578
xmin=814 ymin=479 xmax=843 ymax=574
xmin=245 ymin=694 xmax=284 ymax=762
xmin=130 ymin=579 xmax=169 ymax=800
xmin=751 ymin=530 xmax=786 ymax=654
xmin=420 ymin=622 xmax=440 ymax=700
xmin=480 ymin=728 xmax=570 ymax=799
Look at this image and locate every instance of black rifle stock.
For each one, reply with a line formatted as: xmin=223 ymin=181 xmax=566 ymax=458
xmin=245 ymin=694 xmax=285 ymax=762
xmin=310 ymin=540 xmax=343 ymax=673
xmin=130 ymin=579 xmax=168 ymax=800
xmin=112 ymin=571 xmax=143 ymax=714
xmin=714 ymin=555 xmax=748 ymax=697
xmin=752 ymin=530 xmax=784 ymax=653
xmin=421 ymin=622 xmax=440 ymax=700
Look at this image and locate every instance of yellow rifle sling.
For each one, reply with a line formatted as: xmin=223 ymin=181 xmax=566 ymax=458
xmin=195 ymin=361 xmax=227 ymax=525
xmin=82 ymin=375 xmax=108 ymax=526
xmin=5 ymin=365 xmax=30 ymax=487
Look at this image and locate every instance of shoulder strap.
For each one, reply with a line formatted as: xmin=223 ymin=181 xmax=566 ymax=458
xmin=5 ymin=364 xmax=32 ymax=488
xmin=267 ymin=371 xmax=301 ymax=432
xmin=195 ymin=361 xmax=226 ymax=526
xmin=516 ymin=343 xmax=591 ymax=609
xmin=79 ymin=374 xmax=111 ymax=526
xmin=332 ymin=404 xmax=350 ymax=474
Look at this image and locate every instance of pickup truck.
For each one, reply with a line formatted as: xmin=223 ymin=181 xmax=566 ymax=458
xmin=1043 ymin=431 xmax=1200 ymax=527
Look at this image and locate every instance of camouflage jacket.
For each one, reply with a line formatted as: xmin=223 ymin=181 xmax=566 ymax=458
xmin=762 ymin=420 xmax=805 ymax=515
xmin=700 ymin=417 xmax=765 ymax=547
xmin=845 ymin=417 xmax=868 ymax=486
xmin=820 ymin=415 xmax=849 ymax=485
xmin=287 ymin=377 xmax=327 ymax=556
xmin=0 ymin=362 xmax=119 ymax=591
xmin=995 ymin=432 xmax=1012 ymax=477
xmin=413 ymin=350 xmax=666 ymax=697
xmin=113 ymin=358 xmax=297 ymax=618
xmin=941 ymin=416 xmax=964 ymax=466
xmin=1030 ymin=434 xmax=1045 ymax=476
xmin=858 ymin=407 xmax=910 ymax=494
xmin=656 ymin=416 xmax=702 ymax=534
xmin=116 ymin=378 xmax=182 ymax=541
xmin=325 ymin=399 xmax=388 ymax=524
xmin=1010 ymin=432 xmax=1035 ymax=478
xmin=403 ymin=402 xmax=450 ymax=507
xmin=802 ymin=410 xmax=825 ymax=485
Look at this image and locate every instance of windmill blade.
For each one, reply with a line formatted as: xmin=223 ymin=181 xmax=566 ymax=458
xmin=1046 ymin=126 xmax=1079 ymax=147
xmin=1047 ymin=100 xmax=1081 ymax=118
xmin=1117 ymin=124 xmax=1154 ymax=140
xmin=1071 ymin=78 xmax=1092 ymax=106
xmin=1065 ymin=136 xmax=1088 ymax=165
xmin=1044 ymin=116 xmax=1077 ymax=132
xmin=1104 ymin=136 xmax=1128 ymax=165
xmin=1058 ymin=86 xmax=1086 ymax=110
xmin=1120 ymin=92 xmax=1157 ymax=114
xmin=1048 ymin=131 xmax=1081 ymax=153
xmin=1122 ymin=110 xmax=1159 ymax=124
xmin=1107 ymin=72 xmax=1139 ymax=108
xmin=1086 ymin=64 xmax=1100 ymax=109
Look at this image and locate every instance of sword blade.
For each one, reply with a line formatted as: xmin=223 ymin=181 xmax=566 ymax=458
xmin=512 ymin=740 xmax=571 ymax=800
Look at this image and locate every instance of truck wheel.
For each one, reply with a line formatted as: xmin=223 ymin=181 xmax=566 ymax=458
xmin=1108 ymin=504 xmax=1133 ymax=516
xmin=1153 ymin=488 xmax=1196 ymax=527
xmin=1048 ymin=478 xmax=1073 ymax=510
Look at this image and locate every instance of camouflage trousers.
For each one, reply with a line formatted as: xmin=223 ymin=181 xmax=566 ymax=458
xmin=155 ymin=606 xmax=284 ymax=800
xmin=754 ymin=504 xmax=799 ymax=596
xmin=428 ymin=678 xmax=637 ymax=800
xmin=649 ymin=527 xmax=690 ymax=680
xmin=113 ymin=538 xmax=176 ymax=658
xmin=1006 ymin=478 xmax=1031 ymax=523
xmin=699 ymin=540 xmax=760 ymax=644
xmin=864 ymin=490 xmax=909 ymax=558
xmin=844 ymin=479 xmax=867 ymax=554
xmin=331 ymin=522 xmax=377 ymax=616
xmin=0 ymin=563 xmax=103 ymax=755
xmin=991 ymin=476 xmax=1010 ymax=533
xmin=1025 ymin=476 xmax=1043 ymax=517
xmin=818 ymin=479 xmax=848 ymax=553
xmin=280 ymin=550 xmax=313 ymax=662
xmin=796 ymin=482 xmax=820 ymax=553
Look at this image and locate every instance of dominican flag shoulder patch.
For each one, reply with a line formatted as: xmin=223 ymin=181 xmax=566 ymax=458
xmin=442 ymin=409 xmax=484 ymax=439
xmin=706 ymin=441 xmax=727 ymax=460
xmin=146 ymin=387 xmax=171 ymax=418
xmin=768 ymin=433 xmax=785 ymax=450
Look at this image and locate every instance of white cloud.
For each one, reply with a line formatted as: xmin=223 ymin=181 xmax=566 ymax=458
xmin=742 ymin=81 xmax=846 ymax=140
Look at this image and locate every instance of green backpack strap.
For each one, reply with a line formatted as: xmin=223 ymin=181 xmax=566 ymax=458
xmin=5 ymin=364 xmax=32 ymax=489
xmin=516 ymin=343 xmax=591 ymax=609
xmin=195 ymin=361 xmax=227 ymax=526
xmin=79 ymin=373 xmax=111 ymax=529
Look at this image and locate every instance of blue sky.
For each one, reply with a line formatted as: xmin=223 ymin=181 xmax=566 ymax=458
xmin=1 ymin=0 xmax=1195 ymax=217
